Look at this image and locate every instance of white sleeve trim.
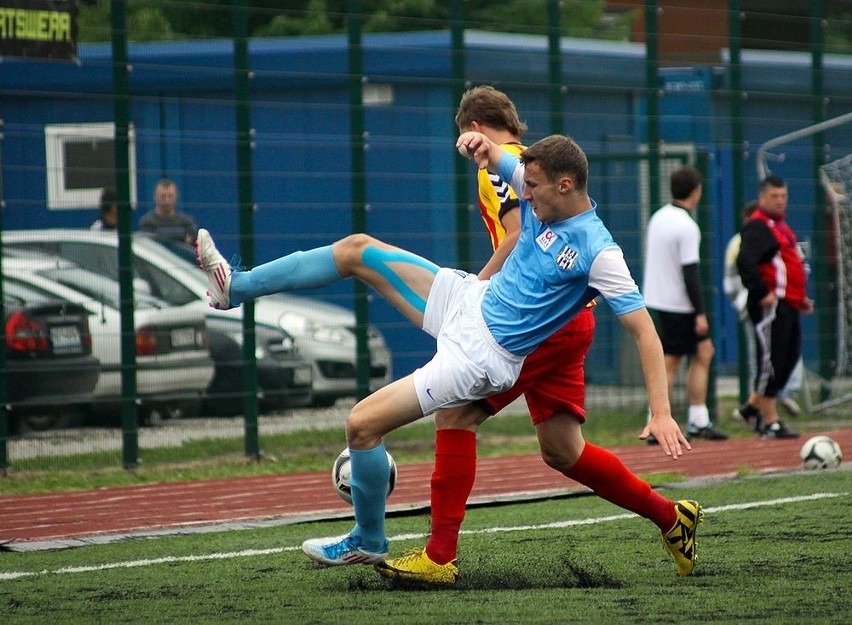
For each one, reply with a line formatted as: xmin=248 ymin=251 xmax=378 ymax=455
xmin=589 ymin=246 xmax=639 ymax=297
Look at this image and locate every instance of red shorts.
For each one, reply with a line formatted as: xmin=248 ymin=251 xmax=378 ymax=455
xmin=480 ymin=306 xmax=595 ymax=424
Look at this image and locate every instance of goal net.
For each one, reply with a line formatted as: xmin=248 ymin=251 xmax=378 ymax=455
xmin=806 ymin=153 xmax=852 ymax=412
xmin=820 ymin=154 xmax=852 ymax=377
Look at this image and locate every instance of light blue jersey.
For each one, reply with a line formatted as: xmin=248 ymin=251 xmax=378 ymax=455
xmin=482 ymin=152 xmax=645 ymax=356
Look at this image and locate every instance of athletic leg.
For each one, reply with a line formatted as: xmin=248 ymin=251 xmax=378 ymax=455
xmin=423 ymin=311 xmax=594 ymax=566
xmin=540 ymin=414 xmax=701 ymax=576
xmin=303 ymin=375 xmax=425 ymax=564
xmin=663 ymin=353 xmax=682 ymax=401
xmin=757 ymin=303 xmax=800 ymax=439
xmin=198 ymin=230 xmax=439 ymax=327
xmin=684 ymin=336 xmax=727 ymax=439
xmin=685 ymin=338 xmax=714 ymax=409
xmin=332 ymin=234 xmax=440 ymax=326
xmin=230 ymin=246 xmax=341 ymax=305
xmin=424 ymin=405 xmax=490 ymax=564
xmin=751 ymin=302 xmax=781 ymax=423
xmin=537 ymin=415 xmax=676 ymax=531
xmin=373 ymin=402 xmax=493 ymax=584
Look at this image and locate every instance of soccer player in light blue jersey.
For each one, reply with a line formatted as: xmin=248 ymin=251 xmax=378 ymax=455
xmin=196 ymin=132 xmax=702 ymax=577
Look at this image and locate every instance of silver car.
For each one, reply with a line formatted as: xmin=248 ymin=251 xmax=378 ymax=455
xmin=2 ymin=273 xmax=101 ymax=433
xmin=3 ymin=230 xmax=393 ymax=407
xmin=3 ymin=255 xmax=214 ymax=423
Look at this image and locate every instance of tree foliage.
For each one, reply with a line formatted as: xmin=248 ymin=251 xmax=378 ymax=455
xmin=77 ymin=1 xmax=848 ymax=54
xmin=77 ymin=0 xmax=633 ymax=43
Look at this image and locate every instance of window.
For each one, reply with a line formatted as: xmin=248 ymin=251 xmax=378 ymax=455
xmin=44 ymin=122 xmax=137 ymax=210
xmin=362 ymin=83 xmax=394 ymax=106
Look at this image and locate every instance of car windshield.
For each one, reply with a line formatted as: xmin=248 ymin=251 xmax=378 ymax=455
xmin=5 ymin=239 xmax=201 ymax=307
xmin=37 ymin=267 xmax=164 ymax=310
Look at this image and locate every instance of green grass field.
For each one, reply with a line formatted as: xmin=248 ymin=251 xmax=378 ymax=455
xmin=1 ymin=469 xmax=850 ymax=624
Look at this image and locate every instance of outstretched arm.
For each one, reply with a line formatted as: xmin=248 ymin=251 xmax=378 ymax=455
xmin=618 ymin=308 xmax=692 ymax=459
xmin=478 ymin=210 xmax=520 ymax=279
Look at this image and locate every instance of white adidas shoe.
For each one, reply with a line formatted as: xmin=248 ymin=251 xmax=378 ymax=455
xmin=195 ymin=228 xmax=234 ymax=310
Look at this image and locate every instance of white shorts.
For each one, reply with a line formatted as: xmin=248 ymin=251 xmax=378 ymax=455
xmin=413 ymin=268 xmax=525 ymax=415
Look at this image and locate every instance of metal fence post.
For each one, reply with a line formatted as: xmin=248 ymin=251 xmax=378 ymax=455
xmin=810 ymin=0 xmax=834 ymax=398
xmin=348 ymin=0 xmax=371 ymax=400
xmin=644 ymin=0 xmax=661 ymax=210
xmin=451 ymin=0 xmax=470 ymax=272
xmin=728 ymin=0 xmax=749 ymax=404
xmin=0 ymin=118 xmax=6 ymax=475
xmin=233 ymin=0 xmax=260 ymax=459
xmin=111 ymin=0 xmax=139 ymax=469
xmin=547 ymin=0 xmax=563 ymax=136
xmin=697 ymin=150 xmax=718 ymax=418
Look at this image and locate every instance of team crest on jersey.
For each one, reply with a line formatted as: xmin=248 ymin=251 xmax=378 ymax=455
xmin=536 ymin=228 xmax=558 ymax=252
xmin=555 ymin=245 xmax=578 ymax=271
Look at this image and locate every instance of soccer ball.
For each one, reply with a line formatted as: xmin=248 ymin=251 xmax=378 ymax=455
xmin=332 ymin=447 xmax=398 ymax=505
xmin=799 ymin=435 xmax=842 ymax=470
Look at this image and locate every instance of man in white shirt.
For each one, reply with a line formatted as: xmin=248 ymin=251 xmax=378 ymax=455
xmin=643 ymin=166 xmax=728 ymax=442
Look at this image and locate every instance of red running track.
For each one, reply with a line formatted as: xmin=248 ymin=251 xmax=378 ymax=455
xmin=1 ymin=428 xmax=850 ymax=548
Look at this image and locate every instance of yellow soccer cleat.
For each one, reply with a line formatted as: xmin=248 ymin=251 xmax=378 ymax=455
xmin=374 ymin=548 xmax=459 ymax=586
xmin=661 ymin=500 xmax=704 ymax=577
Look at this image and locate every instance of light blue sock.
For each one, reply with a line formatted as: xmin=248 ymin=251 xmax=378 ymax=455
xmin=348 ymin=443 xmax=390 ymax=552
xmin=229 ymin=245 xmax=340 ymax=306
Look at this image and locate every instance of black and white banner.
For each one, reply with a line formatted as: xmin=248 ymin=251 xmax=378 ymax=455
xmin=0 ymin=0 xmax=77 ymax=60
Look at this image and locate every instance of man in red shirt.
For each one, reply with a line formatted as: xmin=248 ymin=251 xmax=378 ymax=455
xmin=735 ymin=176 xmax=814 ymax=438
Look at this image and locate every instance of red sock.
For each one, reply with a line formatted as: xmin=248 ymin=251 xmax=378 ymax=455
xmin=566 ymin=442 xmax=676 ymax=531
xmin=424 ymin=429 xmax=476 ymax=564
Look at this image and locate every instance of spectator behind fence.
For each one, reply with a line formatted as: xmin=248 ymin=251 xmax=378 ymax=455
xmin=139 ymin=178 xmax=198 ymax=246
xmin=643 ymin=166 xmax=727 ymax=443
xmin=91 ymin=187 xmax=118 ymax=231
xmin=724 ymin=201 xmax=804 ymax=421
xmin=734 ymin=176 xmax=813 ymax=439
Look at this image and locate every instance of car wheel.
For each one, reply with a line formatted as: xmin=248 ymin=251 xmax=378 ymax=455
xmin=171 ymin=399 xmax=200 ymax=420
xmin=21 ymin=411 xmax=63 ymax=432
xmin=312 ymin=395 xmax=339 ymax=408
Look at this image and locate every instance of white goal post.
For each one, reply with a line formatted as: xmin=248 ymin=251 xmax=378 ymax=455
xmin=757 ymin=111 xmax=852 ymax=180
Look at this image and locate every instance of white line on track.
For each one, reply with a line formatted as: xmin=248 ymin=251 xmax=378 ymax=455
xmin=1 ymin=491 xmax=846 ymax=582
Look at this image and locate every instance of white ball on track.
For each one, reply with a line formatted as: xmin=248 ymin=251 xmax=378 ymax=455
xmin=799 ymin=435 xmax=842 ymax=470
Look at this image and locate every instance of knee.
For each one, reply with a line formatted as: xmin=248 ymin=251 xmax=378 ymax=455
xmin=334 ymin=233 xmax=378 ymax=277
xmin=345 ymin=407 xmax=381 ymax=449
xmin=539 ymin=446 xmax=579 ymax=475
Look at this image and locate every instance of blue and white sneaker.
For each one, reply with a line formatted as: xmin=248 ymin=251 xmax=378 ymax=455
xmin=302 ymin=533 xmax=389 ymax=567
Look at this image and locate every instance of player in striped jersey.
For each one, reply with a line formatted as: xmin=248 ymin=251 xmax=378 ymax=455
xmin=197 ymin=119 xmax=701 ymax=579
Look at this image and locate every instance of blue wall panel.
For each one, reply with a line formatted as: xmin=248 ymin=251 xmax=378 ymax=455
xmin=1 ymin=32 xmax=851 ymax=382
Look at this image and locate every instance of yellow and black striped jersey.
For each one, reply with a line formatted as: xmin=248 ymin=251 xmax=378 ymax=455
xmin=477 ymin=142 xmax=524 ymax=251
